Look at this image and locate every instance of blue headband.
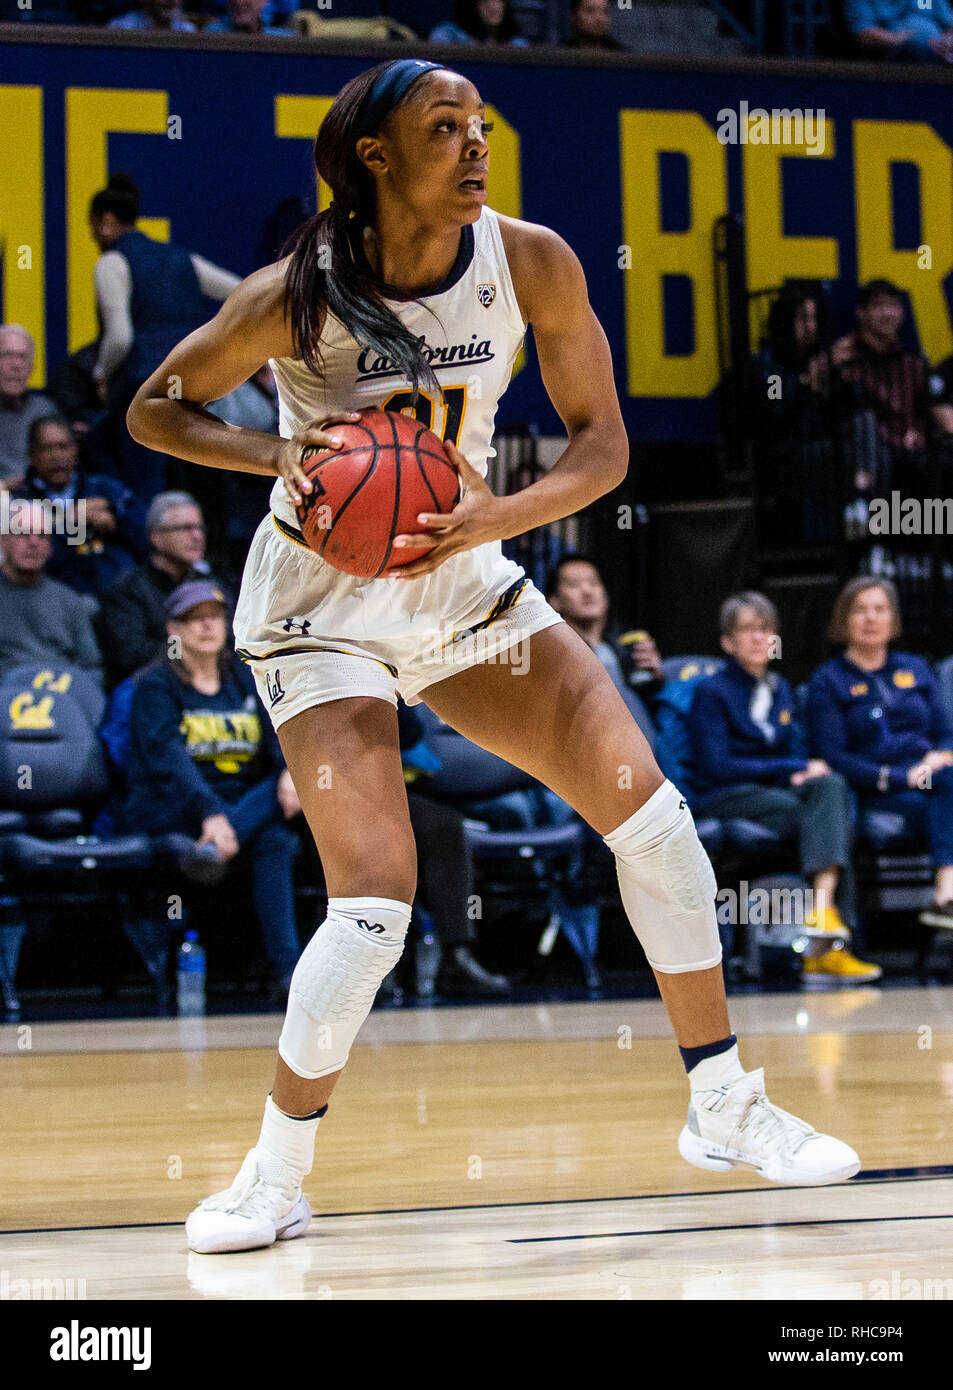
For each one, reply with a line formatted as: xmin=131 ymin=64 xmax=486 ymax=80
xmin=356 ymin=60 xmax=449 ymax=139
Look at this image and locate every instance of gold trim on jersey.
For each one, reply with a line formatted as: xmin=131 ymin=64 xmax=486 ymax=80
xmin=446 ymin=577 xmax=529 ymax=646
xmin=272 ymin=514 xmax=311 ymax=549
xmin=237 ymin=643 xmax=399 ymax=680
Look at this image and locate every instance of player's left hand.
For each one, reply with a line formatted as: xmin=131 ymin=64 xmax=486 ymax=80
xmin=383 ymin=440 xmax=509 ymax=579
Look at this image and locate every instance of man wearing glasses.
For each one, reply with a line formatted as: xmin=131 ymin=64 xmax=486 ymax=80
xmin=95 ymin=491 xmax=225 ymax=688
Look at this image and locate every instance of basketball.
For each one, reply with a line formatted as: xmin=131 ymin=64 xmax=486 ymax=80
xmin=295 ymin=407 xmax=461 ymax=578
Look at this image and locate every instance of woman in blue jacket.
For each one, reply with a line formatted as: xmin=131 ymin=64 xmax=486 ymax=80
xmin=809 ymin=576 xmax=953 ymax=931
xmin=123 ymin=580 xmax=303 ymax=991
xmin=690 ymin=591 xmax=879 ymax=983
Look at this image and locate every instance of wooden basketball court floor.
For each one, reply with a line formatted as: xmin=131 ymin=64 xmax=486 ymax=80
xmin=2 ymin=986 xmax=952 ymax=1300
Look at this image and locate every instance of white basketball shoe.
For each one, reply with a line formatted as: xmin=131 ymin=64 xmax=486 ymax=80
xmin=678 ymin=1067 xmax=861 ymax=1185
xmin=186 ymin=1147 xmax=312 ymax=1254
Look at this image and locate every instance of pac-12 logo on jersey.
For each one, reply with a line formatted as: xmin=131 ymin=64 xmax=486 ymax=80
xmin=265 ymin=669 xmax=285 ymax=708
xmin=477 ymin=283 xmax=497 ymax=308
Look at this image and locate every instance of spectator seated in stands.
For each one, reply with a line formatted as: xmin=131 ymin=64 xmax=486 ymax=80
xmin=808 ymin=576 xmax=953 ymax=934
xmin=456 ymin=552 xmax=658 ymax=989
xmin=204 ymin=0 xmax=288 ymax=33
xmin=690 ymin=590 xmax=880 ymax=984
xmin=564 ymin=0 xmax=628 ymax=50
xmin=398 ymin=702 xmax=511 ymax=996
xmin=832 ymin=279 xmax=949 ymax=492
xmin=0 ymin=326 xmax=58 ymax=485
xmin=9 ymin=415 xmax=146 ymax=601
xmin=832 ymin=279 xmax=953 ymax=647
xmin=545 ymin=552 xmax=662 ymax=733
xmin=109 ymin=0 xmax=197 ymax=28
xmin=120 ymin=581 xmax=302 ymax=992
xmin=430 ymin=0 xmax=530 ymax=45
xmin=95 ymin=491 xmax=218 ymax=689
xmin=0 ymin=499 xmax=103 ymax=682
xmin=747 ymin=281 xmax=864 ymax=547
xmin=845 ymin=0 xmax=953 ymax=63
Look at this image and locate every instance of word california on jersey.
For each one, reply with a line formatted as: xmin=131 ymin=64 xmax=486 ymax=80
xmin=267 ymin=204 xmax=525 ymax=528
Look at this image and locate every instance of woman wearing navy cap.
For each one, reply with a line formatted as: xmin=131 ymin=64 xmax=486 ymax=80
xmin=128 ymin=58 xmax=862 ymax=1254
xmin=123 ymin=581 xmax=303 ymax=993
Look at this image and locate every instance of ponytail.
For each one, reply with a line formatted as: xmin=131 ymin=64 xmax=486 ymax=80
xmin=281 ymin=62 xmax=450 ymax=406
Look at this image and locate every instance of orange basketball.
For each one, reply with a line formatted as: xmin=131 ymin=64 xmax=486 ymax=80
xmin=296 ymin=407 xmax=460 ymax=578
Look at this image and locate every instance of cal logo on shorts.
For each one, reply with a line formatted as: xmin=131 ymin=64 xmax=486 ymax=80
xmin=477 ymin=283 xmax=496 ymax=308
xmin=266 ymin=669 xmax=285 ymax=708
xmin=893 ymin=670 xmax=915 ymax=689
xmin=850 ymin=683 xmax=868 ymax=696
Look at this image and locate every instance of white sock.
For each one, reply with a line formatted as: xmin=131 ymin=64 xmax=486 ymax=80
xmin=687 ymin=1043 xmax=745 ymax=1093
xmin=254 ymin=1093 xmax=323 ymax=1188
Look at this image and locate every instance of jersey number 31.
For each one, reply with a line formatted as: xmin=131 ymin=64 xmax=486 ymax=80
xmin=382 ymin=386 xmax=467 ymax=448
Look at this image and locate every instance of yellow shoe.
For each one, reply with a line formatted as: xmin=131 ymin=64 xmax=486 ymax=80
xmin=802 ymin=906 xmax=851 ymax=940
xmin=803 ymin=945 xmax=882 ymax=985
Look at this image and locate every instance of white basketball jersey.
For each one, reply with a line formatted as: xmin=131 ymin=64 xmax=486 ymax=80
xmin=267 ymin=205 xmax=525 ymax=527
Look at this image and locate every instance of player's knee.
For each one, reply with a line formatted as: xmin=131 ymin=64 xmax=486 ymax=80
xmin=280 ymin=897 xmax=413 ymax=1079
xmin=330 ymin=834 xmax=417 ymax=905
xmin=603 ymin=780 xmax=721 ymax=975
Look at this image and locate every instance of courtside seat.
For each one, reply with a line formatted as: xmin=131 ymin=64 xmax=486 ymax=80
xmin=720 ymin=817 xmax=787 ymax=855
xmin=422 ymin=719 xmax=540 ymax=802
xmin=24 ymin=808 xmax=85 ymax=838
xmin=414 ymin=706 xmax=594 ymax=977
xmin=0 ymin=665 xmax=145 ymax=869
xmin=1 ymin=832 xmax=152 ymax=873
xmin=462 ymin=821 xmax=584 ymax=860
xmin=934 ymin=655 xmax=953 ymax=729
xmin=0 ymin=664 xmax=164 ymax=1014
xmin=694 ymin=818 xmax=725 ymax=856
xmin=659 ymin=655 xmax=725 ymax=686
xmin=858 ymin=810 xmax=925 ymax=854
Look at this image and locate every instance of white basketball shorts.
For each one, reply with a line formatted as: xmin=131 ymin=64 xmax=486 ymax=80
xmin=232 ymin=512 xmax=564 ymax=731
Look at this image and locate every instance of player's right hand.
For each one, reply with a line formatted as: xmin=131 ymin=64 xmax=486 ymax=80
xmin=276 ymin=411 xmax=361 ymax=507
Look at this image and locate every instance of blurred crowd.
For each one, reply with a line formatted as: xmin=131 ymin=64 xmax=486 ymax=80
xmin=8 ymin=0 xmax=630 ymax=50
xmin=746 ymin=277 xmax=953 ymax=655
xmin=10 ymin=1 xmax=953 ymax=64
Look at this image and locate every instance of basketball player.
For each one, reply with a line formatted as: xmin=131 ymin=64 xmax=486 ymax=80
xmin=127 ymin=59 xmax=861 ymax=1255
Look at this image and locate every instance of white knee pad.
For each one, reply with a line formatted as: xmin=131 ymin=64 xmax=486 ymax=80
xmin=278 ymin=897 xmax=411 ymax=1079
xmin=603 ymin=780 xmax=721 ymax=975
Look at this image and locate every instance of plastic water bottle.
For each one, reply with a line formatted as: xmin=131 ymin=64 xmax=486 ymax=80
xmin=177 ymin=930 xmax=206 ymax=1016
xmin=414 ymin=912 xmax=441 ymax=998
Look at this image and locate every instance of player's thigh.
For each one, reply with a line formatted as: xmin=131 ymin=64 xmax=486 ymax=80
xmin=421 ymin=622 xmax=664 ymax=835
xmin=276 ymin=695 xmax=416 ymax=900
